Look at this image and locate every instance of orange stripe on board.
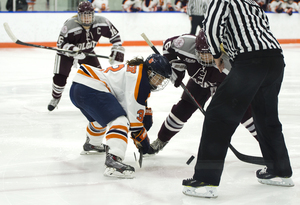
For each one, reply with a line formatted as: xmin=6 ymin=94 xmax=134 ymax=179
xmin=1 ymin=39 xmax=299 ymax=48
xmin=0 ymin=42 xmax=57 ymax=48
xmin=277 ymin=39 xmax=300 ymax=44
xmin=122 ymin=40 xmax=164 ymax=46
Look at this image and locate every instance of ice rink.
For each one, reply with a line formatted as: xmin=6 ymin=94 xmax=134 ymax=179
xmin=0 ymin=45 xmax=299 ymax=205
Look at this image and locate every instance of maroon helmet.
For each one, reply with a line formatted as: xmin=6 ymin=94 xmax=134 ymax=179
xmin=195 ymin=30 xmax=210 ymax=53
xmin=195 ymin=30 xmax=214 ymax=66
xmin=77 ymin=1 xmax=95 ymax=27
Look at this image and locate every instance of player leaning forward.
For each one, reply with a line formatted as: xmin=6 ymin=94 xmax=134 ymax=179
xmin=48 ymin=1 xmax=124 ymax=111
xmin=69 ymin=54 xmax=171 ymax=178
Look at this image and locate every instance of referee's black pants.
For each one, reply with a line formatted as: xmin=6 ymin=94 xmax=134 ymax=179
xmin=193 ymin=50 xmax=293 ymax=185
xmin=190 ymin=15 xmax=204 ymax=35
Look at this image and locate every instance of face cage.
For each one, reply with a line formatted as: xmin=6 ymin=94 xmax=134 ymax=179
xmin=148 ymin=71 xmax=170 ymax=92
xmin=195 ymin=50 xmax=215 ymax=67
xmin=78 ymin=12 xmax=95 ymax=26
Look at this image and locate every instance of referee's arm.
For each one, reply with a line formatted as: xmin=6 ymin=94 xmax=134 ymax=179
xmin=203 ymin=0 xmax=229 ymax=59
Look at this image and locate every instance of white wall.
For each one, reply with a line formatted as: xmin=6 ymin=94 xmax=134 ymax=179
xmin=0 ymin=12 xmax=299 ymax=44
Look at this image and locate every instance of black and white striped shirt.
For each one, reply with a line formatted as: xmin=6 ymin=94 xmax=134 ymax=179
xmin=203 ymin=0 xmax=282 ymax=60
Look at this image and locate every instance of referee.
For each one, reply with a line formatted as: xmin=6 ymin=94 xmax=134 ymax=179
xmin=186 ymin=0 xmax=209 ymax=35
xmin=182 ymin=0 xmax=293 ymax=198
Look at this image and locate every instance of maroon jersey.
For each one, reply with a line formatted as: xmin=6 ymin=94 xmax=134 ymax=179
xmin=57 ymin=15 xmax=121 ymax=54
xmin=163 ymin=34 xmax=226 ymax=89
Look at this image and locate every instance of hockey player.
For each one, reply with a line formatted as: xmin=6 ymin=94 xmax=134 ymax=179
xmin=91 ymin=0 xmax=109 ymax=12
xmin=69 ymin=54 xmax=172 ymax=178
xmin=157 ymin=0 xmax=173 ymax=11
xmin=48 ymin=1 xmax=124 ymax=111
xmin=122 ymin=0 xmax=142 ymax=12
xmin=148 ymin=30 xmax=258 ymax=154
xmin=268 ymin=0 xmax=284 ymax=13
xmin=141 ymin=0 xmax=159 ymax=11
xmin=174 ymin=0 xmax=188 ymax=12
xmin=283 ymin=0 xmax=299 ymax=15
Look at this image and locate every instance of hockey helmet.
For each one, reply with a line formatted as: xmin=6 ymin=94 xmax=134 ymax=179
xmin=77 ymin=1 xmax=95 ymax=27
xmin=144 ymin=54 xmax=172 ymax=91
xmin=195 ymin=30 xmax=214 ymax=66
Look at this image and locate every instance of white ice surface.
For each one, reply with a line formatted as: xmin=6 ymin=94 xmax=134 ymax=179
xmin=0 ymin=45 xmax=299 ymax=205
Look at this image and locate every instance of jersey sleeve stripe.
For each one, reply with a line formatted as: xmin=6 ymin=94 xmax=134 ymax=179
xmin=134 ymin=64 xmax=144 ymax=100
xmin=78 ymin=64 xmax=112 ymax=92
xmin=82 ymin=64 xmax=100 ymax=80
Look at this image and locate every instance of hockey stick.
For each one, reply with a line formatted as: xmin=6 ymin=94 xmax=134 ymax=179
xmin=181 ymin=86 xmax=265 ymax=165
xmin=3 ymin=22 xmax=109 ymax=59
xmin=141 ymin=32 xmax=265 ymax=166
xmin=134 ymin=149 xmax=143 ymax=168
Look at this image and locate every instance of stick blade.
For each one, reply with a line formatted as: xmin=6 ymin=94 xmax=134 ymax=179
xmin=134 ymin=150 xmax=143 ymax=168
xmin=3 ymin=22 xmax=18 ymax=43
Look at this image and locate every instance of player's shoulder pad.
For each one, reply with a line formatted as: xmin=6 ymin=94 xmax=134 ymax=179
xmin=173 ymin=34 xmax=196 ymax=54
xmin=94 ymin=15 xmax=109 ymax=24
xmin=61 ymin=16 xmax=82 ymax=33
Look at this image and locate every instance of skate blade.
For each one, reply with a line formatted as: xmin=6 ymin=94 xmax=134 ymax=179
xmin=104 ymin=167 xmax=135 ymax=179
xmin=258 ymin=177 xmax=294 ymax=187
xmin=80 ymin=150 xmax=105 ymax=155
xmin=182 ymin=186 xmax=218 ymax=198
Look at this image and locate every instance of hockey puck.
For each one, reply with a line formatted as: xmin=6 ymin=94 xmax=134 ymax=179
xmin=186 ymin=155 xmax=195 ymax=165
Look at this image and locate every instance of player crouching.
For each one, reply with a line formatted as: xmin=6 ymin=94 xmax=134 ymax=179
xmin=69 ymin=54 xmax=171 ymax=178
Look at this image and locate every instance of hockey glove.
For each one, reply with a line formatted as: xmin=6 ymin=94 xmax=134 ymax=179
xmin=131 ymin=127 xmax=150 ymax=154
xmin=67 ymin=46 xmax=86 ymax=60
xmin=170 ymin=60 xmax=186 ymax=87
xmin=109 ymin=45 xmax=125 ymax=65
xmin=143 ymin=107 xmax=153 ymax=131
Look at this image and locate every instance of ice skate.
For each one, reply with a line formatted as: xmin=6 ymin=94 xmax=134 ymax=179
xmin=104 ymin=153 xmax=135 ymax=178
xmin=148 ymin=138 xmax=168 ymax=154
xmin=256 ymin=167 xmax=294 ymax=187
xmin=80 ymin=136 xmax=106 ymax=155
xmin=182 ymin=178 xmax=218 ymax=198
xmin=47 ymin=97 xmax=60 ymax=111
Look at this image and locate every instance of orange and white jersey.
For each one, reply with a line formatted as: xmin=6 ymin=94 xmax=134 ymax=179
xmin=141 ymin=0 xmax=158 ymax=11
xmin=92 ymin=0 xmax=109 ymax=12
xmin=72 ymin=63 xmax=151 ymax=132
xmin=268 ymin=0 xmax=284 ymax=12
xmin=157 ymin=0 xmax=172 ymax=11
xmin=122 ymin=0 xmax=142 ymax=12
xmin=283 ymin=0 xmax=299 ymax=12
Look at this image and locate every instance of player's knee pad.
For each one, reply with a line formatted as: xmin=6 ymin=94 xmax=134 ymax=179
xmin=53 ymin=74 xmax=67 ymax=86
xmin=171 ymin=99 xmax=198 ymax=122
xmin=105 ymin=116 xmax=129 ymax=160
xmin=86 ymin=121 xmax=107 ymax=145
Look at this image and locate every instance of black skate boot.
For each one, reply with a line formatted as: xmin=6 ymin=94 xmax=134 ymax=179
xmin=48 ymin=97 xmax=60 ymax=111
xmin=256 ymin=167 xmax=294 ymax=187
xmin=182 ymin=178 xmax=218 ymax=198
xmin=80 ymin=136 xmax=106 ymax=155
xmin=104 ymin=153 xmax=135 ymax=178
xmin=148 ymin=138 xmax=168 ymax=154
